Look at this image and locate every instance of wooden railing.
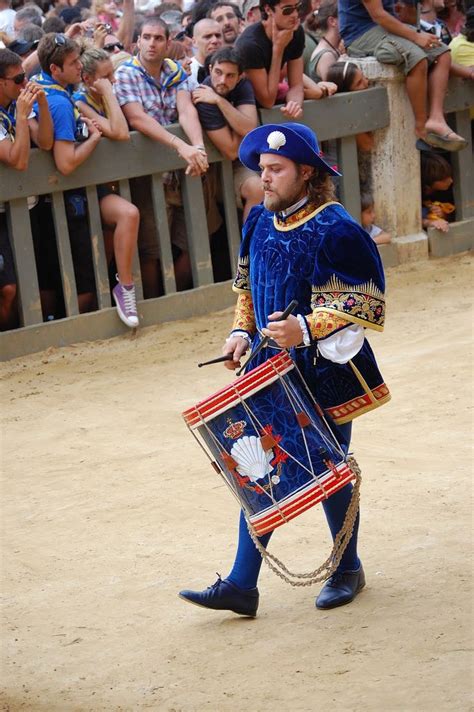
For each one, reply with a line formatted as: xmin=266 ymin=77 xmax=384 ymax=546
xmin=0 ymin=79 xmax=472 ymax=360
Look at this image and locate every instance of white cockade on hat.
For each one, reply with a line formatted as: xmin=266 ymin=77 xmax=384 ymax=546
xmin=267 ymin=130 xmax=286 ymax=151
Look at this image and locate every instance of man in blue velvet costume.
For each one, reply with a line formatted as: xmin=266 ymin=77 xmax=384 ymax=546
xmin=179 ymin=122 xmax=390 ymax=616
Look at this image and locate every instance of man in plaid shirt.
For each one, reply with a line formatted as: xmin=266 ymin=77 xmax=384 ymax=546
xmin=115 ymin=16 xmax=209 ymax=175
xmin=115 ymin=15 xmax=212 ymax=292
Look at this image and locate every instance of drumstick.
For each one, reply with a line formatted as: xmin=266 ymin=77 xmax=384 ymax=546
xmin=198 ymin=353 xmax=235 ymax=367
xmin=236 ymin=299 xmax=299 ymax=377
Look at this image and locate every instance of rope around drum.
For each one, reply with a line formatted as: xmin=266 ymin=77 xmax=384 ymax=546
xmin=245 ymin=456 xmax=362 ymax=587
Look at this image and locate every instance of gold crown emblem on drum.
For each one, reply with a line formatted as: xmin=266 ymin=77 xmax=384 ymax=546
xmin=224 ymin=419 xmax=246 ymax=439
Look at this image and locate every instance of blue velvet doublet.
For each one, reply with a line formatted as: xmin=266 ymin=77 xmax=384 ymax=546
xmin=232 ymin=200 xmax=391 ymax=424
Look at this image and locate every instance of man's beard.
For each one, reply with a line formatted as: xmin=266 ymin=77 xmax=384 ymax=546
xmin=263 ymin=184 xmax=306 ymax=212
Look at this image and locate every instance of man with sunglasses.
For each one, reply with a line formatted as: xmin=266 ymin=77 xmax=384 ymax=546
xmin=102 ymin=30 xmax=132 ymax=71
xmin=0 ymin=47 xmax=54 ymax=329
xmin=235 ymin=0 xmax=305 ymax=116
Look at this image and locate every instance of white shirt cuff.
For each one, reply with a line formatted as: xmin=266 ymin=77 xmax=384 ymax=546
xmin=296 ymin=314 xmax=311 ymax=346
xmin=318 ymin=324 xmax=364 ymax=364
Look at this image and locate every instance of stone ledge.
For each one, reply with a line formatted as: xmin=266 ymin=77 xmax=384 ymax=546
xmin=393 ymin=232 xmax=429 ymax=263
xmin=428 ymin=219 xmax=474 ymax=257
xmin=356 ymin=56 xmax=405 ymax=84
xmin=378 ymin=243 xmax=400 ymax=269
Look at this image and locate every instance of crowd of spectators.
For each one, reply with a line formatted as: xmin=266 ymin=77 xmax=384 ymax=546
xmin=0 ymin=0 xmax=472 ymax=331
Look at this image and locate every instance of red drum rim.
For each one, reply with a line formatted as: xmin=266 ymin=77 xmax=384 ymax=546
xmin=249 ymin=462 xmax=356 ymax=536
xmin=183 ymin=351 xmax=294 ymax=428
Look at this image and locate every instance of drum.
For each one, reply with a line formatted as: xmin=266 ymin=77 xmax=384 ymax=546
xmin=183 ymin=351 xmax=357 ymax=536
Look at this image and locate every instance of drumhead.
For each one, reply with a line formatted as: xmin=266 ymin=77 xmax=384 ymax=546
xmin=182 ymin=351 xmax=294 ymax=428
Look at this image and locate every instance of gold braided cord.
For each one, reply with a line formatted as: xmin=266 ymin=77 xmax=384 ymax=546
xmin=245 ymin=456 xmax=362 ymax=587
xmin=232 ymin=292 xmax=257 ymax=334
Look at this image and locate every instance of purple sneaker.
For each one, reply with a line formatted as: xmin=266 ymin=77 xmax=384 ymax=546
xmin=112 ymin=280 xmax=139 ymax=328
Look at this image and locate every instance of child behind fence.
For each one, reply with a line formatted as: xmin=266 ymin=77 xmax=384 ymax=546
xmin=420 ymin=151 xmax=455 ymax=233
xmin=360 ymin=192 xmax=392 ymax=245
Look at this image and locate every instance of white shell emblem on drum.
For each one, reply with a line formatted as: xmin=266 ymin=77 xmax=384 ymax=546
xmin=230 ymin=435 xmax=274 ymax=483
xmin=267 ymin=130 xmax=286 ymax=151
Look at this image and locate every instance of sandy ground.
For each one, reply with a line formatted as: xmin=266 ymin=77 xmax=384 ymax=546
xmin=1 ymin=253 xmax=472 ymax=712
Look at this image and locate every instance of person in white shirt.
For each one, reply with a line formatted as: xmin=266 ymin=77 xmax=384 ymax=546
xmin=0 ymin=0 xmax=15 ymax=37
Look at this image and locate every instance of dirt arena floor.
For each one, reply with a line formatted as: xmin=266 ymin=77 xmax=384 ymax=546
xmin=1 ymin=252 xmax=472 ymax=712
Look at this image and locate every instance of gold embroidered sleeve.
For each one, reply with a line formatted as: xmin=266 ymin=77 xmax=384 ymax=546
xmin=311 ymin=277 xmax=385 ymax=332
xmin=232 ymin=254 xmax=250 ymax=294
xmin=232 ymin=292 xmax=256 ymax=335
xmin=306 ymin=310 xmax=350 ymax=340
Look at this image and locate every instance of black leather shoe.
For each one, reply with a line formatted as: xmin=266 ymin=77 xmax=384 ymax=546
xmin=315 ymin=566 xmax=366 ymax=610
xmin=179 ymin=575 xmax=259 ymax=617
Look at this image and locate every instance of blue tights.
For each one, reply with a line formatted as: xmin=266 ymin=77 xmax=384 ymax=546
xmin=226 ymin=422 xmax=360 ymax=590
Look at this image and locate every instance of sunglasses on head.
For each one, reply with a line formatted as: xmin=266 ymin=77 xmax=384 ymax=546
xmin=103 ymin=42 xmax=124 ymax=52
xmin=280 ymin=1 xmax=303 ymax=14
xmin=6 ymin=71 xmax=26 ymax=85
xmin=44 ymin=33 xmax=70 ymax=71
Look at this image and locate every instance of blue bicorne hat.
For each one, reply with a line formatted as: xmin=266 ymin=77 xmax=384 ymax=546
xmin=238 ymin=122 xmax=341 ymax=177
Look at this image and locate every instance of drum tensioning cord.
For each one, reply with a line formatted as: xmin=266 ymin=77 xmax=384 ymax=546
xmin=244 ymin=455 xmax=361 ymax=587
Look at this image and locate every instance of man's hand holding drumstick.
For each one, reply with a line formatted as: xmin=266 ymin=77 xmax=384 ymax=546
xmin=222 ymin=335 xmax=249 ymax=370
xmin=222 ymin=301 xmax=301 ymax=370
xmin=261 ymin=312 xmax=304 ymax=349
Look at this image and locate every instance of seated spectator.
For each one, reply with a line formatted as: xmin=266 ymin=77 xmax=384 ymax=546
xmin=114 ymin=15 xmax=211 ymax=293
xmin=0 ymin=47 xmax=55 ymax=329
xmin=192 ymin=46 xmax=263 ymax=220
xmin=420 ymin=149 xmax=455 ymax=232
xmin=0 ymin=0 xmax=16 ymax=37
xmin=396 ymin=0 xmax=474 ymax=80
xmin=207 ymin=3 xmax=243 ymax=46
xmin=305 ymin=0 xmax=341 ymax=81
xmin=338 ymin=0 xmax=468 ymax=152
xmin=73 ymin=47 xmax=140 ymax=327
xmin=190 ymin=18 xmax=223 ymax=81
xmin=241 ymin=0 xmax=261 ymax=25
xmin=360 ymin=191 xmax=391 ymax=243
xmin=235 ymin=0 xmax=304 ymax=116
xmin=410 ymin=0 xmax=453 ymax=44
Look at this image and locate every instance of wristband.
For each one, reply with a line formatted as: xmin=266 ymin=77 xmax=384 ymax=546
xmin=227 ymin=330 xmax=252 ymax=346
